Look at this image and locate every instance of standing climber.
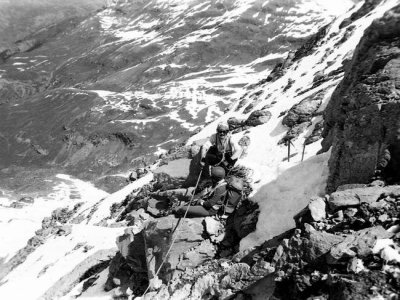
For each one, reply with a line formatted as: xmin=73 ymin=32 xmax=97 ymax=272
xmin=173 ymin=166 xmax=242 ymax=218
xmin=200 ymin=122 xmax=241 ymax=171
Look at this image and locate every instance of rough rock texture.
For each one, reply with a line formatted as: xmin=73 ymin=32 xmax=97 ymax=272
xmin=144 ymin=216 xmax=217 ymax=281
xmin=282 ymin=91 xmax=324 ymax=128
xmin=322 ymin=5 xmax=400 ymax=193
xmin=281 ymin=90 xmax=325 ymax=143
xmin=249 ymin=182 xmax=400 ymax=300
xmin=327 ymin=226 xmax=392 ymax=264
xmin=328 ymin=186 xmax=388 ymax=211
xmin=339 ymin=0 xmax=383 ymax=29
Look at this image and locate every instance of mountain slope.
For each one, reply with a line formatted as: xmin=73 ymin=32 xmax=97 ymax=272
xmin=1 ymin=0 xmax=400 ymax=299
xmin=0 ymin=0 xmax=355 ymax=183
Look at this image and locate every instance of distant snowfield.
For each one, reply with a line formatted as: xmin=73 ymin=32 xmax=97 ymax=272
xmin=88 ymin=0 xmax=357 ymax=153
xmin=0 ymin=174 xmax=108 ymax=262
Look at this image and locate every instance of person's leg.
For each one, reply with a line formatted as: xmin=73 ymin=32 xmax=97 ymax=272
xmin=156 ymin=188 xmax=194 ymax=200
xmin=174 ymin=205 xmax=212 ymax=218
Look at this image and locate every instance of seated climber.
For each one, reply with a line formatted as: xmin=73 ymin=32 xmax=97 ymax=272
xmin=375 ymin=127 xmax=400 ymax=184
xmin=200 ymin=121 xmax=242 ymax=171
xmin=173 ymin=166 xmax=242 ymax=218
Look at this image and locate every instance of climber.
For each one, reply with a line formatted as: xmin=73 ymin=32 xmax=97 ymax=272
xmin=200 ymin=121 xmax=241 ymax=171
xmin=375 ymin=127 xmax=400 ymax=184
xmin=172 ymin=166 xmax=242 ymax=218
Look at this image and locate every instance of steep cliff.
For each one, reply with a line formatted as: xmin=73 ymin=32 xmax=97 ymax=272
xmin=322 ymin=4 xmax=400 ymax=193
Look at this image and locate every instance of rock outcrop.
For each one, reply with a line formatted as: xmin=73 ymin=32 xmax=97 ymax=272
xmin=322 ymin=4 xmax=400 ymax=193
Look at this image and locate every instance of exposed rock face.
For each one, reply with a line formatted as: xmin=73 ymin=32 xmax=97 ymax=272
xmin=322 ymin=5 xmax=400 ymax=193
xmin=339 ymin=0 xmax=383 ymax=29
xmin=247 ymin=182 xmax=400 ymax=300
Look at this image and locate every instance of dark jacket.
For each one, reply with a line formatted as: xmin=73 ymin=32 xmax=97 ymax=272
xmin=202 ymin=180 xmax=241 ymax=214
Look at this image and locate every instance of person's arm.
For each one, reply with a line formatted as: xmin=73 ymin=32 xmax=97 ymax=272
xmin=201 ymin=140 xmax=212 ymax=159
xmin=200 ymin=134 xmax=216 ymax=165
xmin=229 ymin=135 xmax=242 ymax=160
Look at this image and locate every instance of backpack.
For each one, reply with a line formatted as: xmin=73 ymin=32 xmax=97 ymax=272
xmin=227 ymin=176 xmax=244 ymax=193
xmin=221 ymin=176 xmax=244 ymax=215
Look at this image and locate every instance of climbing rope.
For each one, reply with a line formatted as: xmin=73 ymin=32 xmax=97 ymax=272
xmin=141 ymin=167 xmax=204 ymax=297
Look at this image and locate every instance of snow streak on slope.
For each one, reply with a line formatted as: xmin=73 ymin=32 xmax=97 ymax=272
xmin=0 ymin=175 xmax=108 ymax=262
xmin=188 ymin=0 xmax=400 ymax=250
xmin=88 ymin=0 xmax=355 ymax=141
xmin=0 ymin=173 xmax=154 ymax=300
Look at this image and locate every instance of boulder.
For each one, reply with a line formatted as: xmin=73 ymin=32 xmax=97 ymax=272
xmin=56 ymin=225 xmax=72 ymax=236
xmin=308 ymin=197 xmax=326 ymax=221
xmin=19 ymin=196 xmax=34 ymax=204
xmin=10 ymin=201 xmax=24 ymax=208
xmin=282 ymin=92 xmax=323 ymax=127
xmin=146 ymin=198 xmax=169 ymax=217
xmin=203 ymin=217 xmax=222 ymax=237
xmin=144 ymin=216 xmax=216 ymax=282
xmin=304 ymin=227 xmax=345 ymax=264
xmin=228 ymin=117 xmax=246 ymax=131
xmin=245 ymin=110 xmax=272 ymax=127
xmin=328 ymin=186 xmax=386 ymax=211
xmin=327 ymin=226 xmax=393 ymax=264
xmin=129 ymin=171 xmax=138 ymax=181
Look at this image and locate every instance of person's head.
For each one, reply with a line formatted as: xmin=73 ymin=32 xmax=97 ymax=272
xmin=210 ymin=166 xmax=225 ymax=182
xmin=216 ymin=122 xmax=229 ymax=139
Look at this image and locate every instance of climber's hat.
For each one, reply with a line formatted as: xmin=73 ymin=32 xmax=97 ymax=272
xmin=210 ymin=166 xmax=225 ymax=180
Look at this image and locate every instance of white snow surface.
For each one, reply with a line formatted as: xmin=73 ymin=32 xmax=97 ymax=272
xmin=0 ymin=173 xmax=153 ymax=300
xmin=188 ymin=0 xmax=400 ymax=250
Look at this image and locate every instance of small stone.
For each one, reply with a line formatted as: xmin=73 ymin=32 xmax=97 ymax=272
xmin=203 ymin=217 xmax=221 ymax=236
xmin=347 ymin=257 xmax=365 ymax=274
xmin=57 ymin=225 xmax=72 ymax=236
xmin=369 ymin=180 xmax=385 ymax=187
xmin=19 ymin=196 xmax=34 ymax=204
xmin=373 ymin=239 xmax=394 ymax=254
xmin=344 ymin=208 xmax=358 ymax=218
xmin=334 ymin=210 xmax=344 ymax=221
xmin=387 ymin=225 xmax=400 ymax=233
xmin=10 ymin=201 xmax=24 ymax=209
xmin=378 ymin=214 xmax=389 ymax=223
xmin=129 ymin=171 xmax=138 ymax=181
xmin=381 ymin=246 xmax=400 ymax=263
xmin=308 ymin=197 xmax=326 ymax=221
xmin=125 ymin=287 xmax=133 ymax=296
xmin=112 ymin=277 xmax=121 ymax=286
